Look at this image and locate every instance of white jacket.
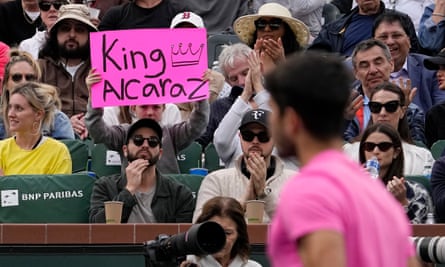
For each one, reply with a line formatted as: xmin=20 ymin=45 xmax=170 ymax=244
xmin=193 ymin=155 xmax=296 ymax=223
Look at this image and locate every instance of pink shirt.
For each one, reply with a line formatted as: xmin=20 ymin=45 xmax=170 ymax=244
xmin=268 ymin=150 xmax=415 ymax=267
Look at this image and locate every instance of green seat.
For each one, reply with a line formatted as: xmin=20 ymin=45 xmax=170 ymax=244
xmin=90 ymin=143 xmax=121 ymax=178
xmin=176 ymin=142 xmax=202 ymax=174
xmin=60 ymin=139 xmax=90 ymax=173
xmin=0 ymin=173 xmax=95 ymax=223
xmin=406 ymin=175 xmax=432 ymax=196
xmin=203 ymin=143 xmax=224 ymax=172
xmin=431 ymin=140 xmax=445 ymax=160
xmin=166 ymin=174 xmax=205 ymax=199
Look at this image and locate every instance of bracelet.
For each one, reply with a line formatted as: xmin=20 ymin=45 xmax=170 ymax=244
xmin=432 ymin=13 xmax=445 ymax=17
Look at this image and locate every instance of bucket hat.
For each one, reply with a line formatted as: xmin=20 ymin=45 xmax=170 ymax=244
xmin=51 ymin=4 xmax=98 ymax=33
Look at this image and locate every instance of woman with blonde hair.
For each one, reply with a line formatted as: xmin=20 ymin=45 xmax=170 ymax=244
xmin=0 ymin=82 xmax=72 ymax=175
xmin=0 ymin=49 xmax=74 ymax=139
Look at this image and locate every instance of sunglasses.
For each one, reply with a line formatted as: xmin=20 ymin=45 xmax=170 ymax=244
xmin=132 ymin=135 xmax=160 ymax=148
xmin=240 ymin=130 xmax=270 ymax=143
xmin=368 ymin=100 xmax=401 ymax=114
xmin=363 ymin=142 xmax=394 ymax=152
xmin=254 ymin=18 xmax=283 ymax=31
xmin=38 ymin=1 xmax=65 ymax=11
xmin=10 ymin=73 xmax=37 ymax=83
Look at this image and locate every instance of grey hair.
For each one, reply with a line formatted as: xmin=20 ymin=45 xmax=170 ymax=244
xmin=218 ymin=43 xmax=252 ymax=78
xmin=351 ymin=39 xmax=392 ymax=69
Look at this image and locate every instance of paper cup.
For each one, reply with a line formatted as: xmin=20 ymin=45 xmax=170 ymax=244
xmin=104 ymin=201 xmax=123 ymax=224
xmin=245 ymin=200 xmax=265 ymax=224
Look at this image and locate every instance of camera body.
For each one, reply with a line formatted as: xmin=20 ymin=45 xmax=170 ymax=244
xmin=144 ymin=221 xmax=226 ymax=266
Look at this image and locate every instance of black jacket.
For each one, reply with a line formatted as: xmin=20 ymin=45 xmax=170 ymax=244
xmin=0 ymin=0 xmax=42 ymax=47
xmin=310 ymin=2 xmax=421 ymax=55
xmin=89 ymin=170 xmax=195 ymax=223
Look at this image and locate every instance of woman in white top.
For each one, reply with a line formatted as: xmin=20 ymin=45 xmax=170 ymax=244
xmin=344 ymin=82 xmax=434 ymax=176
xmin=180 ymin=196 xmax=262 ymax=267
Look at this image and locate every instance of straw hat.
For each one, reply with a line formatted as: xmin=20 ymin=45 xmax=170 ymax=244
xmin=51 ymin=4 xmax=98 ymax=33
xmin=233 ymin=3 xmax=310 ymax=46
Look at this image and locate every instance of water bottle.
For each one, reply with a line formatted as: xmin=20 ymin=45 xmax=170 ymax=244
xmin=425 ymin=213 xmax=435 ymax=224
xmin=365 ymin=156 xmax=380 ymax=180
xmin=423 ymin=159 xmax=433 ymax=179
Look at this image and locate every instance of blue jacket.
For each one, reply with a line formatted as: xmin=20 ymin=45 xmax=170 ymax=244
xmin=310 ymin=2 xmax=421 ymax=55
xmin=407 ymin=53 xmax=445 ymax=113
xmin=419 ymin=4 xmax=445 ymax=55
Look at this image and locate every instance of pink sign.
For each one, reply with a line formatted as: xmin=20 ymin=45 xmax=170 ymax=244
xmin=90 ymin=28 xmax=208 ymax=108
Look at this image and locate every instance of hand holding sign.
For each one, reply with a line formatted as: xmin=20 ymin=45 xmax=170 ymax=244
xmin=89 ymin=28 xmax=209 ymax=108
xmin=86 ymin=68 xmax=102 ymax=97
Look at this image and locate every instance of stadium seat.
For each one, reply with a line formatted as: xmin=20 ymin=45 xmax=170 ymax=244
xmin=431 ymin=140 xmax=445 ymax=160
xmin=176 ymin=142 xmax=203 ymax=174
xmin=203 ymin=143 xmax=224 ymax=172
xmin=0 ymin=173 xmax=95 ymax=223
xmin=166 ymin=173 xmax=205 ymax=199
xmin=90 ymin=143 xmax=121 ymax=178
xmin=60 ymin=139 xmax=90 ymax=173
xmin=207 ymin=33 xmax=241 ymax=68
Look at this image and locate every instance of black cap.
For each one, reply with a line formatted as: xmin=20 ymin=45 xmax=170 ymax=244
xmin=424 ymin=50 xmax=445 ymax=70
xmin=126 ymin=118 xmax=163 ymax=144
xmin=239 ymin=109 xmax=270 ymax=129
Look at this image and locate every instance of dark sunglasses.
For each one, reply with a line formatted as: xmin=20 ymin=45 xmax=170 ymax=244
xmin=240 ymin=130 xmax=270 ymax=143
xmin=38 ymin=1 xmax=65 ymax=11
xmin=132 ymin=135 xmax=160 ymax=148
xmin=10 ymin=73 xmax=37 ymax=83
xmin=254 ymin=18 xmax=283 ymax=31
xmin=368 ymin=100 xmax=401 ymax=114
xmin=363 ymin=142 xmax=394 ymax=152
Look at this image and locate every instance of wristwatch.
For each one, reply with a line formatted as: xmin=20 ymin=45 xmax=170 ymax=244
xmin=258 ymin=186 xmax=272 ymax=199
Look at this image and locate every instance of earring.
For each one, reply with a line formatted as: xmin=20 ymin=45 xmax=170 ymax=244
xmin=30 ymin=121 xmax=41 ymax=135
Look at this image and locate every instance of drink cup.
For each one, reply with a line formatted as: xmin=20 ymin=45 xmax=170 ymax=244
xmin=245 ymin=200 xmax=265 ymax=224
xmin=104 ymin=201 xmax=123 ymax=224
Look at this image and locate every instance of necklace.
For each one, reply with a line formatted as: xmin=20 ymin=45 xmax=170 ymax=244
xmin=23 ymin=9 xmax=33 ymax=24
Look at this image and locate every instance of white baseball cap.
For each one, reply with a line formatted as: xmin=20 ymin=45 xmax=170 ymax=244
xmin=170 ymin=11 xmax=204 ymax=28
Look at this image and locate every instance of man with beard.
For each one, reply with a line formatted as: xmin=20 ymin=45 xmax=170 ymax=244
xmin=38 ymin=4 xmax=97 ymax=139
xmin=265 ymin=51 xmax=419 ymax=267
xmin=193 ymin=109 xmax=295 ymax=223
xmin=89 ymin=118 xmax=195 ymax=223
